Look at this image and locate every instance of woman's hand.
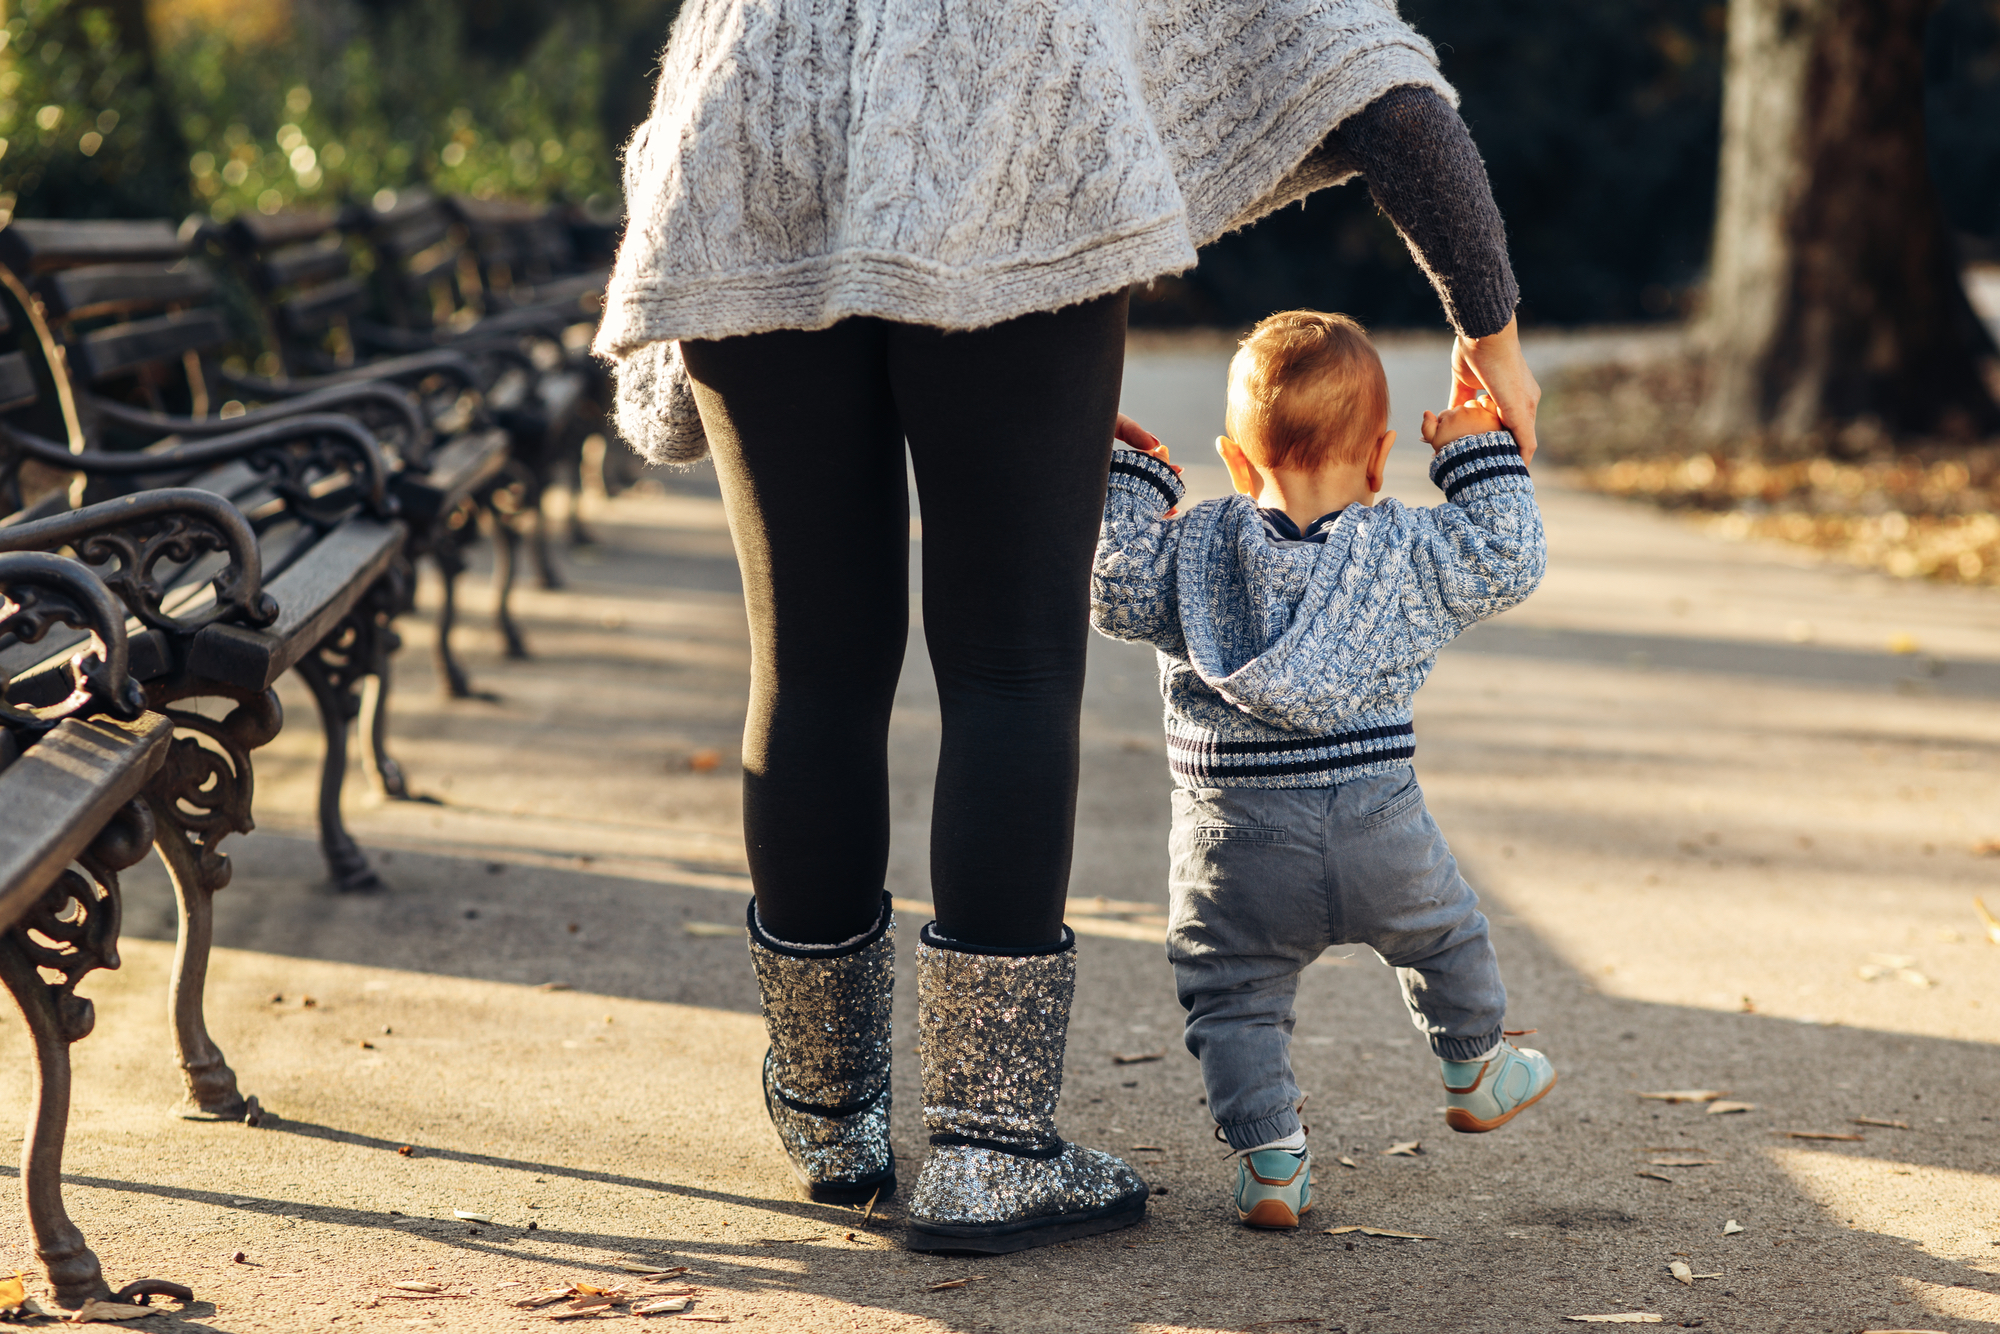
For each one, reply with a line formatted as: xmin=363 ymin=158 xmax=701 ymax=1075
xmin=1114 ymin=414 xmax=1180 ymax=473
xmin=1449 ymin=316 xmax=1540 ymax=463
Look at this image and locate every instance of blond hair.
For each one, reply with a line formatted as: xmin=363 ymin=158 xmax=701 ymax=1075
xmin=1226 ymin=310 xmax=1389 ymax=471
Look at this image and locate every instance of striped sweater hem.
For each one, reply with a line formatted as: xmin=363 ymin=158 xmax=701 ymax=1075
xmin=1167 ymin=720 xmax=1415 ymax=789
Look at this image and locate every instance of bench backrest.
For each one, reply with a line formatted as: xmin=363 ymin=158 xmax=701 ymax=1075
xmin=350 ymin=189 xmax=476 ymax=333
xmin=217 ymin=208 xmax=372 ymax=376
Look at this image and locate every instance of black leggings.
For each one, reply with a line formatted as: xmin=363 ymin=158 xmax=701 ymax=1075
xmin=681 ymin=293 xmax=1128 ymax=950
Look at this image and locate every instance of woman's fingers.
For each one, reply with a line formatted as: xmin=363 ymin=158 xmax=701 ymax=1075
xmin=1113 ymin=413 xmax=1161 ymax=452
xmin=1452 ymin=317 xmax=1541 ymax=463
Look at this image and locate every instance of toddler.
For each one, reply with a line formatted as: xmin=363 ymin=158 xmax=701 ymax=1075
xmin=1091 ymin=310 xmax=1556 ymax=1229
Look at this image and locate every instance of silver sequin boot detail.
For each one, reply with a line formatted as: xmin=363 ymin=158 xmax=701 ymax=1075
xmin=747 ymin=894 xmax=896 ymax=1204
xmin=904 ymin=924 xmax=1148 ymax=1253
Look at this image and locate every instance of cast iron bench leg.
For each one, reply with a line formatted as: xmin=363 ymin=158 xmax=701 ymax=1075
xmin=489 ymin=499 xmax=531 ymax=660
xmin=430 ymin=520 xmax=476 ymax=699
xmin=143 ymin=683 xmax=278 ymax=1123
xmin=0 ymin=801 xmax=154 ymax=1307
xmin=294 ymin=596 xmax=390 ymax=894
xmin=356 ymin=563 xmax=417 ymax=801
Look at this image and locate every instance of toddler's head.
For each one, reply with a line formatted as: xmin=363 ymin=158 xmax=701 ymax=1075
xmin=1225 ymin=310 xmax=1388 ymax=475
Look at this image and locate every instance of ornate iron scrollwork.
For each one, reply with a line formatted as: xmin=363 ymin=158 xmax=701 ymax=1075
xmin=0 ymin=489 xmax=277 ymax=638
xmin=0 ymin=798 xmax=153 ymax=1307
xmin=140 ymin=676 xmax=280 ymax=1120
xmin=0 ymin=550 xmax=145 ymax=736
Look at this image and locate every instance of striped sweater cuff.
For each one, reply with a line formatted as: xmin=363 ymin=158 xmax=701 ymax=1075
xmin=1108 ymin=447 xmax=1185 ymax=510
xmin=1429 ymin=431 xmax=1530 ymax=504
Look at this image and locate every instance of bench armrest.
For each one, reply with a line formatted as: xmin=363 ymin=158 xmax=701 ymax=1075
xmin=90 ymin=381 xmax=431 ymax=459
xmin=0 ymin=550 xmax=146 ymax=736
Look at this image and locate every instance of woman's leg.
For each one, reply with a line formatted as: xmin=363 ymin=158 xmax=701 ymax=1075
xmin=681 ymin=322 xmax=909 ymax=946
xmin=890 ymin=292 xmax=1129 ymax=948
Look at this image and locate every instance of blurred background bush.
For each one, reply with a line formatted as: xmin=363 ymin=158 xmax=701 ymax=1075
xmin=0 ymin=0 xmax=1996 ymax=330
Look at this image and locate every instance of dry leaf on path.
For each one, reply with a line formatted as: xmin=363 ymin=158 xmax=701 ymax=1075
xmin=676 ymin=1318 xmax=730 ymax=1324
xmin=391 ymin=1282 xmax=447 ymax=1293
xmin=1706 ymin=1101 xmax=1757 ymax=1115
xmin=1635 ymin=1170 xmax=1673 ymax=1183
xmin=1337 ymin=1156 xmax=1359 ymax=1169
xmin=1383 ymin=1141 xmax=1422 ymax=1157
xmin=69 ymin=1300 xmax=158 ymax=1322
xmin=1564 ymin=1315 xmax=1663 ymax=1324
xmin=0 ymin=1274 xmax=22 ymax=1309
xmin=1782 ymin=1130 xmax=1864 ymax=1142
xmin=454 ymin=1211 xmax=494 ymax=1223
xmin=688 ymin=749 xmax=723 ymax=772
xmin=1113 ymin=1050 xmax=1166 ymax=1065
xmin=684 ymin=922 xmax=739 ymax=938
xmin=536 ymin=982 xmax=574 ymax=992
xmin=925 ymin=1277 xmax=988 ymax=1291
xmin=1722 ymin=1220 xmax=1745 ymax=1235
xmin=635 ymin=1297 xmax=692 ymax=1314
xmin=1647 ymin=1157 xmax=1719 ymax=1166
xmin=617 ymin=1263 xmax=688 ymax=1276
xmin=1322 ymin=1226 xmax=1437 ymax=1240
xmin=1637 ymin=1090 xmax=1727 ymax=1104
xmin=513 ymin=1290 xmax=576 ymax=1309
xmin=862 ymin=1187 xmax=881 ymax=1226
xmin=1669 ymin=1261 xmax=1694 ymax=1286
xmin=1853 ymin=1117 xmax=1911 ymax=1130
xmin=1975 ymin=896 xmax=2000 ymax=943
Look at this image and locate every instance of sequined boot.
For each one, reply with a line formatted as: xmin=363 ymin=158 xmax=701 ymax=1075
xmin=904 ymin=924 xmax=1149 ymax=1253
xmin=747 ymin=893 xmax=896 ymax=1204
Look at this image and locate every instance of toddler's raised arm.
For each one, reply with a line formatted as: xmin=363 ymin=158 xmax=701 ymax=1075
xmin=1401 ymin=431 xmax=1546 ymax=634
xmin=1090 ymin=446 xmax=1188 ymax=653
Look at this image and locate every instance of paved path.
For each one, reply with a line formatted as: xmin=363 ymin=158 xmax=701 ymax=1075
xmin=3 ymin=333 xmax=1997 ymax=1332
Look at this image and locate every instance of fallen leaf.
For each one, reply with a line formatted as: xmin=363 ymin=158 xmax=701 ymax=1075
xmin=683 ymin=923 xmax=739 ymax=938
xmin=617 ymin=1263 xmax=688 ymax=1276
xmin=1647 ymin=1157 xmax=1719 ymax=1166
xmin=757 ymin=1237 xmax=822 ymax=1245
xmin=1337 ymin=1156 xmax=1358 ymax=1169
xmin=1974 ymin=896 xmax=2000 ymax=943
xmin=635 ymin=1298 xmax=692 ymax=1314
xmin=1722 ymin=1219 xmax=1745 ymax=1235
xmin=513 ymin=1290 xmax=576 ymax=1309
xmin=861 ymin=1187 xmax=880 ymax=1226
xmin=0 ymin=1275 xmax=22 ymax=1309
xmin=1112 ymin=1050 xmax=1166 ymax=1065
xmin=1635 ymin=1170 xmax=1674 ymax=1183
xmin=1887 ymin=632 xmax=1919 ymax=654
xmin=1637 ymin=1090 xmax=1727 ymax=1104
xmin=496 ymin=1282 xmax=525 ymax=1289
xmin=1565 ymin=1315 xmax=1663 ymax=1324
xmin=69 ymin=1299 xmax=157 ymax=1322
xmin=1383 ymin=1140 xmax=1422 ymax=1157
xmin=1782 ymin=1130 xmax=1864 ymax=1142
xmin=688 ymin=749 xmax=722 ymax=772
xmin=925 ymin=1277 xmax=988 ymax=1291
xmin=396 ymin=1145 xmax=415 ymax=1157
xmin=1706 ymin=1101 xmax=1757 ymax=1115
xmin=1322 ymin=1226 xmax=1437 ymax=1240
xmin=676 ymin=1318 xmax=730 ymax=1324
xmin=1130 ymin=1145 xmax=1164 ymax=1152
xmin=454 ymin=1211 xmax=494 ymax=1223
xmin=536 ymin=982 xmax=574 ymax=992
xmin=1852 ymin=1117 xmax=1911 ymax=1130
xmin=392 ymin=1282 xmax=447 ymax=1293
xmin=1669 ymin=1261 xmax=1694 ymax=1286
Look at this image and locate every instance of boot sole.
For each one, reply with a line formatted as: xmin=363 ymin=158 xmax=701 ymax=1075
xmin=1239 ymin=1198 xmax=1312 ymax=1229
xmin=789 ymin=1156 xmax=896 ymax=1206
xmin=903 ymin=1187 xmax=1148 ymax=1254
xmin=1445 ymin=1070 xmax=1558 ymax=1134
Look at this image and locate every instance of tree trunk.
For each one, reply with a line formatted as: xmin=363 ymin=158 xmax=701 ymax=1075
xmin=1700 ymin=0 xmax=2000 ymax=450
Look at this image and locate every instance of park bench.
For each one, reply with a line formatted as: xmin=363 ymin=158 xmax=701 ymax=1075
xmin=0 ymin=548 xmax=192 ymax=1311
xmin=3 ymin=215 xmax=520 ymax=696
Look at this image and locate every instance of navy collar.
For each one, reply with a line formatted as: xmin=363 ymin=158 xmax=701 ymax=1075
xmin=1257 ymin=505 xmax=1346 ymax=545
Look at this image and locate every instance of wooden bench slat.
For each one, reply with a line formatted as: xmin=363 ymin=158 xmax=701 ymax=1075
xmin=41 ymin=264 xmax=217 ymax=319
xmin=278 ymin=277 xmax=369 ymax=335
xmin=261 ymin=242 xmax=353 ymax=292
xmin=186 ymin=517 xmax=403 ymax=689
xmin=0 ymin=712 xmax=172 ymax=920
xmin=75 ymin=310 xmax=231 ymax=383
xmin=0 ymin=220 xmax=185 ymax=274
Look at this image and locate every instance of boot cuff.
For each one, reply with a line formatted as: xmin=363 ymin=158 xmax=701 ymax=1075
xmin=748 ymin=891 xmax=893 ymax=958
xmin=918 ymin=921 xmax=1074 ymax=957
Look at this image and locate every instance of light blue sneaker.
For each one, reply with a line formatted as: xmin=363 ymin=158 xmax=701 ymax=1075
xmin=1235 ymin=1147 xmax=1312 ymax=1229
xmin=1442 ymin=1032 xmax=1557 ymax=1133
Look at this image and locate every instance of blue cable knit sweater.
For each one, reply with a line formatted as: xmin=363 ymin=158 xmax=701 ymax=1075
xmin=1090 ymin=433 xmax=1545 ymax=788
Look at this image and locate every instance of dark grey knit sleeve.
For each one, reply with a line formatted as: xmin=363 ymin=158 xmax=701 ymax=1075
xmin=1326 ymin=85 xmax=1520 ymax=339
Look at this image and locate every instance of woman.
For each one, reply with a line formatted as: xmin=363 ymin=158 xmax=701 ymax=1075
xmin=594 ymin=0 xmax=1540 ymax=1255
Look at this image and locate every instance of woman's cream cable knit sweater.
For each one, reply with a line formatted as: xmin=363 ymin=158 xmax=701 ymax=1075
xmin=594 ymin=0 xmax=1458 ymax=465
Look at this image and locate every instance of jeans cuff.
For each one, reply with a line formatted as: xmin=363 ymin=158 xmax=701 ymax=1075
xmin=1219 ymin=1107 xmax=1302 ymax=1152
xmin=1433 ymin=1028 xmax=1505 ymax=1063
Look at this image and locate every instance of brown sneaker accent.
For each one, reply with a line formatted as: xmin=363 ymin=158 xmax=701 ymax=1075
xmin=1442 ymin=1061 xmax=1491 ymax=1097
xmin=1444 ymin=1069 xmax=1559 ymax=1133
xmin=1240 ymin=1197 xmax=1305 ymax=1229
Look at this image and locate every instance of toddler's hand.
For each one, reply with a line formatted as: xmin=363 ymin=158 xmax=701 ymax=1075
xmin=1420 ymin=393 xmax=1507 ymax=453
xmin=1112 ymin=413 xmax=1180 ymax=515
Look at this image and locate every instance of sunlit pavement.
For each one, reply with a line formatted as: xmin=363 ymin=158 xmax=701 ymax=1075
xmin=3 ymin=332 xmax=1995 ymax=1332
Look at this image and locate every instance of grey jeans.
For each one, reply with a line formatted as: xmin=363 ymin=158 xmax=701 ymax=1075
xmin=1166 ymin=767 xmax=1506 ymax=1150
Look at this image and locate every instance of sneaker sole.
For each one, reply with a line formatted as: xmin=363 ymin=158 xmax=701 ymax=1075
xmin=1445 ymin=1070 xmax=1558 ymax=1134
xmin=1239 ymin=1198 xmax=1312 ymax=1229
xmin=903 ymin=1187 xmax=1148 ymax=1254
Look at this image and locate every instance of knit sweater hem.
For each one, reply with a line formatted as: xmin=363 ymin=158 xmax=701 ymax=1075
xmin=1167 ymin=717 xmax=1416 ymax=790
xmin=595 ymin=214 xmax=1196 ymax=357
